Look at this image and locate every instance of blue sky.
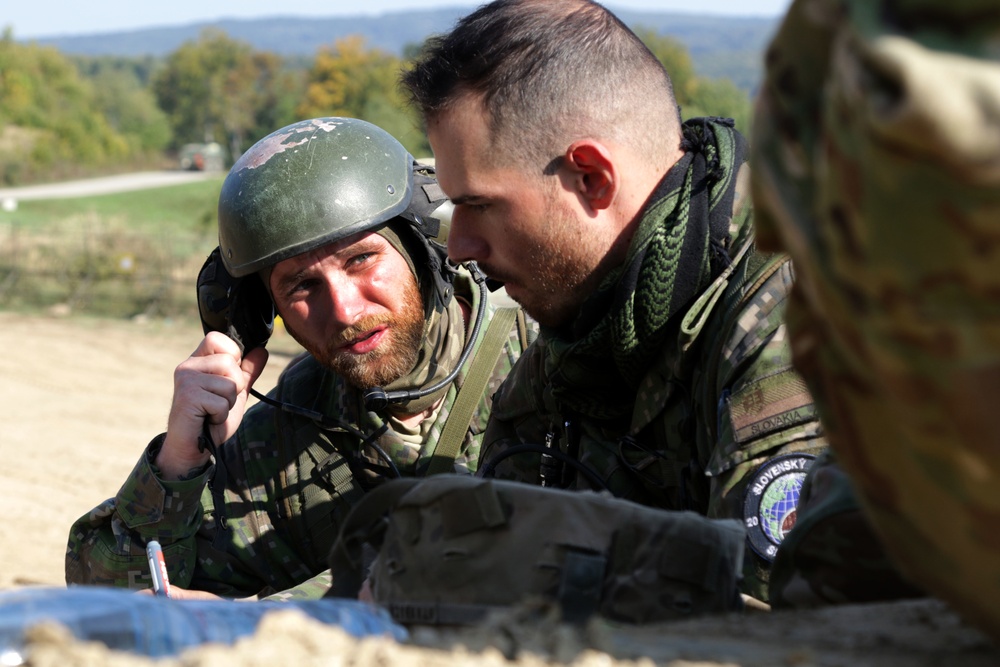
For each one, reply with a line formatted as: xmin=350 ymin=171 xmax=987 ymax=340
xmin=6 ymin=1 xmax=792 ymax=39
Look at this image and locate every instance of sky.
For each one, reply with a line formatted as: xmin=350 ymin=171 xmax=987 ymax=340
xmin=5 ymin=1 xmax=792 ymax=39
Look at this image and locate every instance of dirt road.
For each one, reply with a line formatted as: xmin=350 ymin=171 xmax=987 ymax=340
xmin=0 ymin=311 xmax=996 ymax=666
xmin=0 ymin=170 xmax=215 ymax=203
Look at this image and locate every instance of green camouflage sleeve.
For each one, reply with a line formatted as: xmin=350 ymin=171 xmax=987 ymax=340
xmin=751 ymin=0 xmax=1000 ymax=639
xmin=259 ymin=569 xmax=333 ymax=602
xmin=699 ymin=255 xmax=827 ymax=601
xmin=703 ymin=258 xmax=825 ymax=510
xmin=65 ymin=434 xmax=206 ymax=590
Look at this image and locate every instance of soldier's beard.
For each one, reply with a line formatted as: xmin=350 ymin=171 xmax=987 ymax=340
xmin=284 ymin=279 xmax=426 ymax=390
xmin=483 ymin=188 xmax=607 ymax=329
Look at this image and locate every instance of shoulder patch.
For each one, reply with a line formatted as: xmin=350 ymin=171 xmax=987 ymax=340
xmin=742 ymin=453 xmax=816 ymax=562
xmin=727 ymin=368 xmax=817 ymax=444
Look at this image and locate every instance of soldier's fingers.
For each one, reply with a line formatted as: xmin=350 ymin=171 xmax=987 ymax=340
xmin=192 ymin=331 xmax=243 ymax=360
xmin=240 ymin=346 xmax=270 ymax=391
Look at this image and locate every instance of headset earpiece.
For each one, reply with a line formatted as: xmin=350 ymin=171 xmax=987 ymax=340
xmin=196 ymin=247 xmax=275 ymax=356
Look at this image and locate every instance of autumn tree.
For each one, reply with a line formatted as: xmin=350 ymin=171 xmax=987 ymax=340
xmin=298 ymin=36 xmax=427 ymax=156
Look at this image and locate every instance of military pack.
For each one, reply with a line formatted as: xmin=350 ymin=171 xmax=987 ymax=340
xmin=325 ymin=475 xmax=746 ymax=625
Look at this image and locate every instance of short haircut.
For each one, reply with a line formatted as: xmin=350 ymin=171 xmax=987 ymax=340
xmin=401 ymin=0 xmax=683 ymax=168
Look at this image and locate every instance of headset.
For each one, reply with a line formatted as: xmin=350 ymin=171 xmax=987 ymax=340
xmin=196 ymin=239 xmax=489 ymax=414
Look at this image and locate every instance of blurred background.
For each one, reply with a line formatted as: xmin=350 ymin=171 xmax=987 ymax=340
xmin=0 ymin=1 xmax=787 ymax=323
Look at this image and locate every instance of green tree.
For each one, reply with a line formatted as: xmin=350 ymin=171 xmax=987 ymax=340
xmin=685 ymin=77 xmax=752 ymax=135
xmin=635 ymin=28 xmax=699 ymax=108
xmin=637 ymin=28 xmax=752 ymax=134
xmin=298 ymin=37 xmax=428 ymax=156
xmin=0 ymin=28 xmax=138 ymax=184
xmin=154 ymin=29 xmax=292 ymax=160
xmin=247 ymin=53 xmax=305 ymax=147
xmin=72 ymin=54 xmax=161 ymax=87
xmin=79 ymin=63 xmax=172 ymax=153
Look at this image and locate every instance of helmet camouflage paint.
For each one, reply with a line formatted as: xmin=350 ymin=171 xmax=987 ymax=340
xmin=218 ymin=117 xmax=428 ymax=278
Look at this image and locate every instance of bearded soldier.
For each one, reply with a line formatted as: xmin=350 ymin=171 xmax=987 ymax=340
xmin=66 ymin=117 xmax=527 ymax=600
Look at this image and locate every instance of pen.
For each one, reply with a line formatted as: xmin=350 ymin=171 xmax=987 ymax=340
xmin=146 ymin=540 xmax=171 ymax=598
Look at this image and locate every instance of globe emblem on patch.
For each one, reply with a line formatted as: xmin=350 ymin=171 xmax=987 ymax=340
xmin=742 ymin=453 xmax=816 ymax=562
xmin=760 ymin=474 xmax=802 ymax=542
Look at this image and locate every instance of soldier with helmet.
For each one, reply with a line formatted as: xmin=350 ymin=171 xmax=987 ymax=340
xmin=65 ymin=117 xmax=528 ymax=600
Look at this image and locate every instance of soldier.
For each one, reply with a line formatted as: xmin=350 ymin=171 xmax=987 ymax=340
xmin=66 ymin=117 xmax=527 ymax=600
xmin=401 ymin=0 xmax=827 ymax=603
xmin=752 ymin=0 xmax=1000 ymax=639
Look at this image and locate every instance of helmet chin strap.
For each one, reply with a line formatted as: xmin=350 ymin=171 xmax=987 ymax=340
xmin=362 ymin=260 xmax=488 ymax=412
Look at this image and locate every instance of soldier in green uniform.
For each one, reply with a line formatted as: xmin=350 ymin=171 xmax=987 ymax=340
xmin=401 ymin=0 xmax=827 ymax=603
xmin=752 ymin=0 xmax=1000 ymax=639
xmin=65 ymin=117 xmax=527 ymax=601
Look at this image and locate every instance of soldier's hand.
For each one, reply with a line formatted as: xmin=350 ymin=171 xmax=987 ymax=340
xmin=136 ymin=585 xmax=227 ymax=601
xmin=157 ymin=332 xmax=268 ymax=480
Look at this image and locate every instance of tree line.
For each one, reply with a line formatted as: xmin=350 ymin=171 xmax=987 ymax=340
xmin=0 ymin=26 xmax=751 ymax=186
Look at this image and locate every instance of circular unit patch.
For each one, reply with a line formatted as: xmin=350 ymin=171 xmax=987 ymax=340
xmin=742 ymin=453 xmax=816 ymax=562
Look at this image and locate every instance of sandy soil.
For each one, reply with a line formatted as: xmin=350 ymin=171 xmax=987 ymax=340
xmin=0 ymin=311 xmax=297 ymax=590
xmin=0 ymin=311 xmax=997 ymax=666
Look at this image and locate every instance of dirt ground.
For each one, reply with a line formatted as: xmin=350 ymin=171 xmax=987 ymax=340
xmin=0 ymin=311 xmax=997 ymax=666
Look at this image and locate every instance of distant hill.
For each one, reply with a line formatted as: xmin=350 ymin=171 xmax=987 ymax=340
xmin=23 ymin=6 xmax=779 ymax=93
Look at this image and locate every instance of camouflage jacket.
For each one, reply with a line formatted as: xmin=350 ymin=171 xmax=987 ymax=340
xmin=479 ymin=121 xmax=827 ymax=602
xmin=66 ymin=273 xmax=525 ymax=600
xmin=752 ymin=0 xmax=1000 ymax=638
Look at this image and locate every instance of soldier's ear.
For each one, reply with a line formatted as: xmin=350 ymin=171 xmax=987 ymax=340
xmin=563 ymin=140 xmax=617 ymax=211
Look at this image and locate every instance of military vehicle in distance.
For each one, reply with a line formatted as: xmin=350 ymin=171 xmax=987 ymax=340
xmin=179 ymin=142 xmax=226 ymax=172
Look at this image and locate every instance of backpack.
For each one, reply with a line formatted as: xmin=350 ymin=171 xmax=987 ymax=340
xmin=325 ymin=475 xmax=746 ymax=625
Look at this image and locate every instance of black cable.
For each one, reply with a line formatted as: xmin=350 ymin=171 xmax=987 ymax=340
xmin=478 ymin=443 xmax=610 ymax=492
xmin=249 ymin=387 xmax=401 ymax=479
xmin=244 ymin=260 xmax=491 ymax=481
xmin=362 ymin=260 xmax=489 ymax=411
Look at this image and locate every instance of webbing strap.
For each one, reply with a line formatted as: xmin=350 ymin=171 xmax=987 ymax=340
xmin=439 ymin=481 xmax=507 ymax=537
xmin=387 ymin=601 xmax=494 ymax=626
xmin=426 ymin=307 xmax=519 ymax=476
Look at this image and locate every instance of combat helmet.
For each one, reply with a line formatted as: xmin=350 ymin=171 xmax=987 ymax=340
xmin=200 ymin=117 xmax=454 ymax=354
xmin=218 ymin=116 xmax=447 ymax=278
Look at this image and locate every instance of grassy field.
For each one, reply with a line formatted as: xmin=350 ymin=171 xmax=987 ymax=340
xmin=0 ymin=177 xmax=229 ymax=321
xmin=2 ymin=176 xmax=226 ymax=235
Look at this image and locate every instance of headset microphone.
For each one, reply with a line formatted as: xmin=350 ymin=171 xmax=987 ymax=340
xmin=363 ymin=260 xmax=489 ymax=411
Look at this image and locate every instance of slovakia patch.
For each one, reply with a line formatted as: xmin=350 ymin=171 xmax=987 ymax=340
xmin=727 ymin=369 xmax=817 ymax=444
xmin=742 ymin=453 xmax=816 ymax=562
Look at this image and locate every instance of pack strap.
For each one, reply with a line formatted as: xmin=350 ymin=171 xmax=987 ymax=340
xmin=385 ymin=601 xmax=495 ymax=626
xmin=426 ymin=307 xmax=519 ymax=476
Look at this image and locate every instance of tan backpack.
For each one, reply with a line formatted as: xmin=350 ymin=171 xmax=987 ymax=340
xmin=325 ymin=475 xmax=746 ymax=625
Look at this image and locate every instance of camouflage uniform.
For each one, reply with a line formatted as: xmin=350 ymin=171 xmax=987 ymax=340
xmin=752 ymin=0 xmax=1000 ymax=640
xmin=479 ymin=118 xmax=827 ymax=602
xmin=66 ymin=273 xmax=524 ymax=601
